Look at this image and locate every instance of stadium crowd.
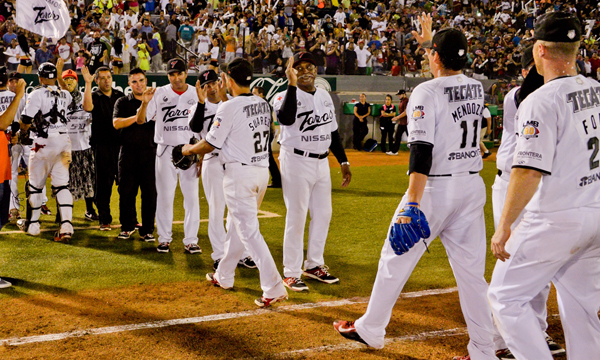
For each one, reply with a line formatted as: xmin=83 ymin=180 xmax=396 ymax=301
xmin=0 ymin=0 xmax=598 ymax=79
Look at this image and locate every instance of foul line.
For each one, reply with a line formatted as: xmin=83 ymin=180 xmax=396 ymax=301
xmin=0 ymin=287 xmax=457 ymax=347
xmin=0 ymin=210 xmax=281 ymax=235
xmin=265 ymin=327 xmax=469 ymax=359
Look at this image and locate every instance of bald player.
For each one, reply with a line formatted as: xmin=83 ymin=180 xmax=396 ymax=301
xmin=183 ymin=58 xmax=288 ymax=308
xmin=272 ymin=52 xmax=351 ymax=292
xmin=488 ymin=12 xmax=600 ymax=360
xmin=334 ymin=14 xmax=496 ymax=360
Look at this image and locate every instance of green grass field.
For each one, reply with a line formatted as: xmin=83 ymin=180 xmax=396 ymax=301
xmin=0 ymin=160 xmax=499 ymax=305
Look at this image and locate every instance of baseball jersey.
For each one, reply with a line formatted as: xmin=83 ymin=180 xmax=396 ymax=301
xmin=188 ymin=98 xmax=222 ymax=158
xmin=205 ymin=94 xmax=271 ymax=167
xmin=22 ymin=86 xmax=72 ymax=136
xmin=272 ymin=87 xmax=338 ymax=154
xmin=496 ymin=87 xmax=519 ymax=175
xmin=407 ymin=74 xmax=485 ymax=175
xmin=197 ymin=34 xmax=211 ymax=54
xmin=146 ymin=84 xmax=198 ymax=146
xmin=65 ymin=91 xmax=92 ymax=151
xmin=513 ymin=75 xmax=600 ymax=212
xmin=0 ymin=90 xmax=20 ymax=123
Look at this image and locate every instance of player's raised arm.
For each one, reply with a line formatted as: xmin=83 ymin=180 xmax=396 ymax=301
xmin=82 ymin=66 xmax=94 ymax=112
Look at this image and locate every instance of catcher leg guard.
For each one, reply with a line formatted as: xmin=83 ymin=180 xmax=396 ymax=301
xmin=26 ymin=181 xmax=43 ymax=236
xmin=52 ymin=185 xmax=74 ymax=235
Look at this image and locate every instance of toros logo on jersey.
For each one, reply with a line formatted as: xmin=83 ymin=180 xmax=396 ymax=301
xmin=411 ymin=106 xmax=425 ymax=120
xmin=521 ymin=120 xmax=540 ymax=140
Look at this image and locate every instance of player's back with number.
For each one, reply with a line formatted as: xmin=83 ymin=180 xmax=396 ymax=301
xmin=407 ymin=74 xmax=484 ymax=174
xmin=23 ymin=87 xmax=72 ymax=134
xmin=515 ymin=75 xmax=600 ymax=212
xmin=206 ymin=94 xmax=271 ymax=166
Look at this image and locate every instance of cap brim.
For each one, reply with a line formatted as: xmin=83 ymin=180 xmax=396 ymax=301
xmin=293 ymin=58 xmax=316 ymax=67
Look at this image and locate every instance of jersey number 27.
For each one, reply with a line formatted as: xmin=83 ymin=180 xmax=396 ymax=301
xmin=254 ymin=131 xmax=270 ymax=153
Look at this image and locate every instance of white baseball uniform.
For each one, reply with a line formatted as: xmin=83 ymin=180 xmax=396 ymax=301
xmin=354 ymin=75 xmax=496 ymax=359
xmin=146 ymin=84 xmax=200 ymax=245
xmin=272 ymin=87 xmax=337 ymax=279
xmin=490 ymin=86 xmax=550 ymax=351
xmin=188 ymin=98 xmax=250 ymax=261
xmin=488 ymin=75 xmax=600 ymax=360
xmin=21 ymin=85 xmax=73 ymax=236
xmin=65 ymin=91 xmax=92 ymax=152
xmin=206 ymin=93 xmax=287 ymax=300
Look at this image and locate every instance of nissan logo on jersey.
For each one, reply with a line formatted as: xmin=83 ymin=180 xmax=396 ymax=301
xmin=298 ymin=110 xmax=333 ymax=132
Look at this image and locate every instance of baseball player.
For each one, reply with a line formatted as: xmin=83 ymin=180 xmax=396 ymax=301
xmin=334 ymin=15 xmax=496 ymax=360
xmin=182 ymin=58 xmax=288 ymax=308
xmin=16 ymin=63 xmax=74 ymax=242
xmin=491 ymin=47 xmax=565 ymax=359
xmin=272 ymin=52 xmax=351 ymax=292
xmin=488 ymin=13 xmax=600 ymax=360
xmin=188 ymin=69 xmax=257 ymax=270
xmin=135 ymin=58 xmax=201 ymax=254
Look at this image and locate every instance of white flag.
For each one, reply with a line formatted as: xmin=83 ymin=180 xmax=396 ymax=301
xmin=16 ymin=0 xmax=70 ymax=39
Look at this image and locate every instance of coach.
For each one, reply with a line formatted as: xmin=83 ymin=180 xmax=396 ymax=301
xmin=113 ymin=68 xmax=157 ymax=241
xmin=83 ymin=66 xmax=125 ymax=230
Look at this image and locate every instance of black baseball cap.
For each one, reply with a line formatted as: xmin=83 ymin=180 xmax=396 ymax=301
xmin=531 ymin=11 xmax=581 ymax=43
xmin=226 ymin=58 xmax=253 ymax=86
xmin=167 ymin=58 xmax=187 ymax=74
xmin=292 ymin=52 xmax=316 ymax=67
xmin=422 ymin=28 xmax=468 ymax=60
xmin=521 ymin=45 xmax=534 ymax=68
xmin=396 ymin=89 xmax=405 ymax=95
xmin=198 ymin=69 xmax=218 ymax=86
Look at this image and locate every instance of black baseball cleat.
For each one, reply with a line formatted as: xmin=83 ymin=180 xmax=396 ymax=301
xmin=333 ymin=320 xmax=368 ymax=345
xmin=238 ymin=256 xmax=257 ymax=268
xmin=545 ymin=335 xmax=565 ymax=356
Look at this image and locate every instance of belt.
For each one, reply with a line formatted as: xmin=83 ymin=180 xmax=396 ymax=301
xmin=222 ymin=163 xmax=248 ymax=170
xmin=429 ymin=171 xmax=478 ymax=177
xmin=497 ymin=169 xmax=511 ymax=181
xmin=293 ymin=148 xmax=329 ymax=159
xmin=498 ymin=170 xmax=502 ymax=177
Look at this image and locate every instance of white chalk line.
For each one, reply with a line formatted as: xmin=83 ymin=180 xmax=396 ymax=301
xmin=0 ymin=210 xmax=281 ymax=235
xmin=0 ymin=287 xmax=457 ymax=347
xmin=264 ymin=327 xmax=469 ymax=359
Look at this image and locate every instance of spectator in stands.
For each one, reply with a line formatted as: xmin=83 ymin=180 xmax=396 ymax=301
xmin=344 ymin=42 xmax=357 ymax=75
xmin=4 ymin=39 xmax=19 ymax=71
xmin=178 ymin=19 xmax=195 ymax=53
xmin=56 ymin=38 xmax=74 ymax=71
xmin=34 ymin=42 xmax=54 ymax=68
xmin=87 ymin=32 xmax=109 ymax=75
xmin=325 ymin=40 xmax=341 ymax=75
xmin=355 ymin=40 xmax=371 ymax=75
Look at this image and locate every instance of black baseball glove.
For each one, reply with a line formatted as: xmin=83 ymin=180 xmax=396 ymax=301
xmin=171 ymin=137 xmax=199 ymax=170
xmin=388 ymin=205 xmax=431 ymax=255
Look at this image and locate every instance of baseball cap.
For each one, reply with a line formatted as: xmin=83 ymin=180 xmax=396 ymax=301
xmin=531 ymin=11 xmax=581 ymax=43
xmin=422 ymin=28 xmax=468 ymax=60
xmin=167 ymin=58 xmax=187 ymax=74
xmin=521 ymin=45 xmax=534 ymax=68
xmin=292 ymin=52 xmax=316 ymax=67
xmin=226 ymin=58 xmax=253 ymax=86
xmin=198 ymin=69 xmax=218 ymax=86
xmin=62 ymin=69 xmax=78 ymax=81
xmin=9 ymin=72 xmax=22 ymax=81
xmin=396 ymin=89 xmax=406 ymax=95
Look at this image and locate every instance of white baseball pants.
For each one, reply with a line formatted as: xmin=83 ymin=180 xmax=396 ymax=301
xmin=201 ymin=155 xmax=249 ymax=261
xmin=355 ymin=175 xmax=496 ymax=360
xmin=214 ymin=163 xmax=287 ymax=299
xmin=27 ymin=135 xmax=72 ymax=235
xmin=279 ymin=147 xmax=332 ymax=278
xmin=155 ymin=145 xmax=200 ymax=245
xmin=10 ymin=144 xmax=48 ymax=211
xmin=491 ymin=172 xmax=550 ymax=350
xmin=488 ymin=207 xmax=600 ymax=360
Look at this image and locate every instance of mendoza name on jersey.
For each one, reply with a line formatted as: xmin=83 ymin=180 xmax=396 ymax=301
xmin=444 ymin=84 xmax=485 ymax=122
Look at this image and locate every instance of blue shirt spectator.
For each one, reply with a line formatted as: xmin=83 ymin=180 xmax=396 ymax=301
xmin=2 ymin=31 xmax=16 ymax=46
xmin=35 ymin=44 xmax=54 ymax=66
xmin=178 ymin=22 xmax=195 ymax=42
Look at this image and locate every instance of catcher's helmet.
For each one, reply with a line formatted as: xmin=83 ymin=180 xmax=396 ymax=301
xmin=38 ymin=62 xmax=58 ymax=79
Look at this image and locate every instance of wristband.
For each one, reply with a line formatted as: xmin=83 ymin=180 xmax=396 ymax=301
xmin=407 ymin=202 xmax=419 ymax=206
xmin=340 ymin=161 xmax=350 ymax=166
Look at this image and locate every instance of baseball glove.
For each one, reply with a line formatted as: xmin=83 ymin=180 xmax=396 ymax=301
xmin=388 ymin=205 xmax=431 ymax=255
xmin=172 ymin=137 xmax=200 ymax=170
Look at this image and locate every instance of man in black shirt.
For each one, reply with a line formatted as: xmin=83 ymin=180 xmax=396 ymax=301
xmin=83 ymin=66 xmax=125 ymax=231
xmin=344 ymin=42 xmax=357 ymax=75
xmin=86 ymin=32 xmax=108 ymax=75
xmin=352 ymin=93 xmax=371 ymax=151
xmin=112 ymin=68 xmax=157 ymax=241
